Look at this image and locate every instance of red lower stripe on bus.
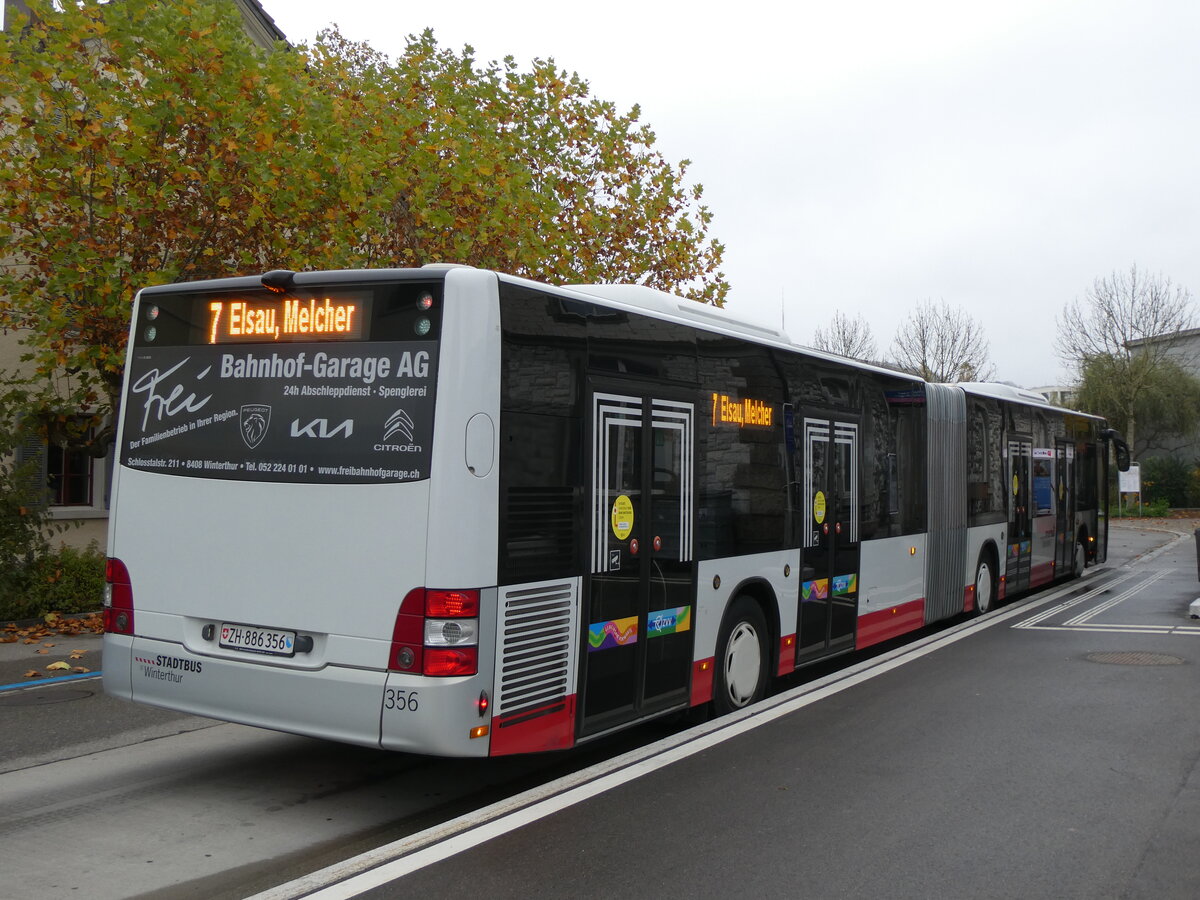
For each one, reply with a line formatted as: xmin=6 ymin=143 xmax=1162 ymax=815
xmin=690 ymin=657 xmax=715 ymax=707
xmin=1030 ymin=562 xmax=1055 ymax=587
xmin=777 ymin=634 xmax=797 ymax=676
xmin=488 ymin=696 xmax=576 ymax=756
xmin=856 ymin=598 xmax=926 ymax=650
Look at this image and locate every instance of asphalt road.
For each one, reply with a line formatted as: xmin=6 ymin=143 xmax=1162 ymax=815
xmin=293 ymin=522 xmax=1200 ymax=900
xmin=0 ymin=521 xmax=1195 ymax=899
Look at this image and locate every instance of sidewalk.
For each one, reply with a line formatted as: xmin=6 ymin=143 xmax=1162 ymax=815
xmin=0 ymin=617 xmax=103 ymax=687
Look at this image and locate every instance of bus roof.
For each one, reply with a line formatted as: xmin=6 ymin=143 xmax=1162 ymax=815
xmin=136 ymin=267 xmax=1098 ymax=422
xmin=955 ymin=381 xmax=1104 ymax=421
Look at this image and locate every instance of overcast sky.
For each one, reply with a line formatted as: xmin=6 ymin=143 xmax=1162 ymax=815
xmin=268 ymin=0 xmax=1199 ymax=388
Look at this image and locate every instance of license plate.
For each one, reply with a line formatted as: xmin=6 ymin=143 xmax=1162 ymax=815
xmin=219 ymin=622 xmax=296 ymax=657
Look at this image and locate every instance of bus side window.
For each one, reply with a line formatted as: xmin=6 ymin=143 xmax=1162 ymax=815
xmin=1033 ymin=460 xmax=1053 ymax=515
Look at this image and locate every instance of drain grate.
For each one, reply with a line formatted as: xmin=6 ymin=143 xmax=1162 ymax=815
xmin=1084 ymin=651 xmax=1185 ymax=667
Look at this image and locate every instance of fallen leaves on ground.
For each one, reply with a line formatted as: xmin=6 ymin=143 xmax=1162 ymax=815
xmin=46 ymin=661 xmax=71 ymax=671
xmin=1 ymin=613 xmax=103 ymax=642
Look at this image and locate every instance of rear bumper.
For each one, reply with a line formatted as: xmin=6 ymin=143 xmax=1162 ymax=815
xmin=104 ymin=634 xmax=388 ymax=749
xmin=103 ymin=634 xmax=494 ymax=756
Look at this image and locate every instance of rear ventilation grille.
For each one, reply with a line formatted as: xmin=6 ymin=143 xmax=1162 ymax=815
xmin=495 ymin=579 xmax=579 ymax=718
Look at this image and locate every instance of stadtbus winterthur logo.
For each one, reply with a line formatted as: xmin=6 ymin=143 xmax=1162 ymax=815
xmin=240 ymin=404 xmax=271 ymax=449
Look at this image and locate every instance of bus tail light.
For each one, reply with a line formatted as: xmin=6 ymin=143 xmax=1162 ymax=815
xmin=389 ymin=588 xmax=426 ymax=672
xmin=425 ymin=589 xmax=479 ymax=618
xmin=423 ymin=647 xmax=479 ymax=677
xmin=389 ymin=588 xmax=480 ymax=677
xmin=104 ymin=558 xmax=135 ymax=635
xmin=424 ymin=588 xmax=479 ymax=677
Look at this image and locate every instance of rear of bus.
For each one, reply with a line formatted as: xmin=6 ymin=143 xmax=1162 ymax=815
xmin=103 ymin=266 xmax=503 ymax=756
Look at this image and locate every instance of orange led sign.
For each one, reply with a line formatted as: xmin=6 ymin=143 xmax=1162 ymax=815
xmin=207 ymin=298 xmax=365 ymax=344
xmin=712 ymin=393 xmax=774 ymax=428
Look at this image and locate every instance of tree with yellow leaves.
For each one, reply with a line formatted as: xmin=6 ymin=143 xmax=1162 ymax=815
xmin=0 ymin=0 xmax=726 ymax=454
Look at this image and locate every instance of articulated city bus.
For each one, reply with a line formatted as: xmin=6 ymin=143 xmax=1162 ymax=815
xmin=103 ymin=266 xmax=1128 ymax=756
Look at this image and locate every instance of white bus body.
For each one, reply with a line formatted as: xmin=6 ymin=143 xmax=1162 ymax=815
xmin=104 ymin=267 xmax=1120 ymax=756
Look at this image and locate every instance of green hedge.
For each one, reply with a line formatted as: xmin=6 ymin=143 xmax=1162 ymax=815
xmin=0 ymin=541 xmax=105 ymax=622
xmin=1138 ymin=456 xmax=1196 ymax=508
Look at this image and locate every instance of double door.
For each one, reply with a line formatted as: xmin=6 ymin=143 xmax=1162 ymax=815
xmin=581 ymin=388 xmax=695 ymax=734
xmin=1006 ymin=439 xmax=1033 ymax=592
xmin=796 ymin=414 xmax=860 ymax=661
xmin=1054 ymin=440 xmax=1076 ymax=572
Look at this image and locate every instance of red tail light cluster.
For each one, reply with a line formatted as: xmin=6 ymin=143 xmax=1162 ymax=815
xmin=390 ymin=588 xmax=480 ymax=677
xmin=104 ymin=558 xmax=135 ymax=635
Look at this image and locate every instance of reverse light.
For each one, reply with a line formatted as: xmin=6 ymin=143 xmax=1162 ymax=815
xmin=103 ymin=558 xmax=135 ymax=635
xmin=424 ymin=618 xmax=479 ymax=646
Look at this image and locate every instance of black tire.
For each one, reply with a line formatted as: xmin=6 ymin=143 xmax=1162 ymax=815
xmin=973 ymin=552 xmax=997 ymax=615
xmin=713 ymin=596 xmax=770 ymax=715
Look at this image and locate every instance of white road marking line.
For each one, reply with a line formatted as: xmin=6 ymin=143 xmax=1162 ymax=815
xmin=1012 ymin=570 xmax=1138 ymax=629
xmin=1062 ymin=569 xmax=1173 ymax=626
xmin=1016 ymin=624 xmax=1200 ymax=635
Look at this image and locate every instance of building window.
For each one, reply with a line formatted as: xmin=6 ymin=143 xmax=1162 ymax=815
xmin=48 ymin=440 xmax=94 ymax=507
xmin=14 ymin=421 xmax=109 ymax=517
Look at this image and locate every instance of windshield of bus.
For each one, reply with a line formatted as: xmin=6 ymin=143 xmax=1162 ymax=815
xmin=119 ymin=279 xmax=441 ymax=484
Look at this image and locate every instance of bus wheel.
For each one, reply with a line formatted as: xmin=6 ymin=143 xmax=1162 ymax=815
xmin=974 ymin=555 xmax=996 ymax=615
xmin=714 ymin=596 xmax=769 ymax=715
xmin=1072 ymin=538 xmax=1086 ymax=577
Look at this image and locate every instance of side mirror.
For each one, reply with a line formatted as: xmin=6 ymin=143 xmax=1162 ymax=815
xmin=1101 ymin=428 xmax=1131 ymax=472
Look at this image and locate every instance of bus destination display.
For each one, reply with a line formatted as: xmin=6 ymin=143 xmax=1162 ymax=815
xmin=205 ymin=296 xmax=370 ymax=344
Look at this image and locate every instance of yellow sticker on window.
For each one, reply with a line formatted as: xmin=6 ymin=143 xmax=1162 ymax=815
xmin=611 ymin=494 xmax=634 ymax=540
xmin=813 ymin=490 xmax=827 ymax=525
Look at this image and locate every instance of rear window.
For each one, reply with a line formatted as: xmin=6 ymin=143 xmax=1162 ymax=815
xmin=120 ymin=280 xmax=441 ymax=484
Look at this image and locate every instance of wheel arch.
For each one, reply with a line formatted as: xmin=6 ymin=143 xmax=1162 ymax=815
xmin=977 ymin=538 xmax=1000 ymax=574
xmin=718 ymin=576 xmax=781 ymax=676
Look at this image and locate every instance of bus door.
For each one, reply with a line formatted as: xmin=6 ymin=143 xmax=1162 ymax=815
xmin=796 ymin=415 xmax=860 ymax=662
xmin=1054 ymin=440 xmax=1076 ymax=573
xmin=1006 ymin=439 xmax=1033 ymax=594
xmin=581 ymin=389 xmax=696 ymax=735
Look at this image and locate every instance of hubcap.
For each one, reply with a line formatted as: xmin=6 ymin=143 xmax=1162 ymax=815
xmin=976 ymin=563 xmax=992 ymax=613
xmin=724 ymin=622 xmax=762 ymax=707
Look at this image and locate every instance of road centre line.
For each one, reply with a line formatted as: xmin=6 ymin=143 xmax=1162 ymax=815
xmin=249 ymin=570 xmax=1121 ymax=900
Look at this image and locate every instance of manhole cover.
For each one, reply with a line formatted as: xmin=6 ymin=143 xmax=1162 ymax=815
xmin=1084 ymin=651 xmax=1185 ymax=667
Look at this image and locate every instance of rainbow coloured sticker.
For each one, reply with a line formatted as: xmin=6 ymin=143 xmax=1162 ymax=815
xmin=832 ymin=573 xmax=857 ymax=596
xmin=588 ymin=616 xmax=639 ymax=652
xmin=802 ymin=579 xmax=830 ymax=601
xmin=648 ymin=606 xmax=692 ymax=638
